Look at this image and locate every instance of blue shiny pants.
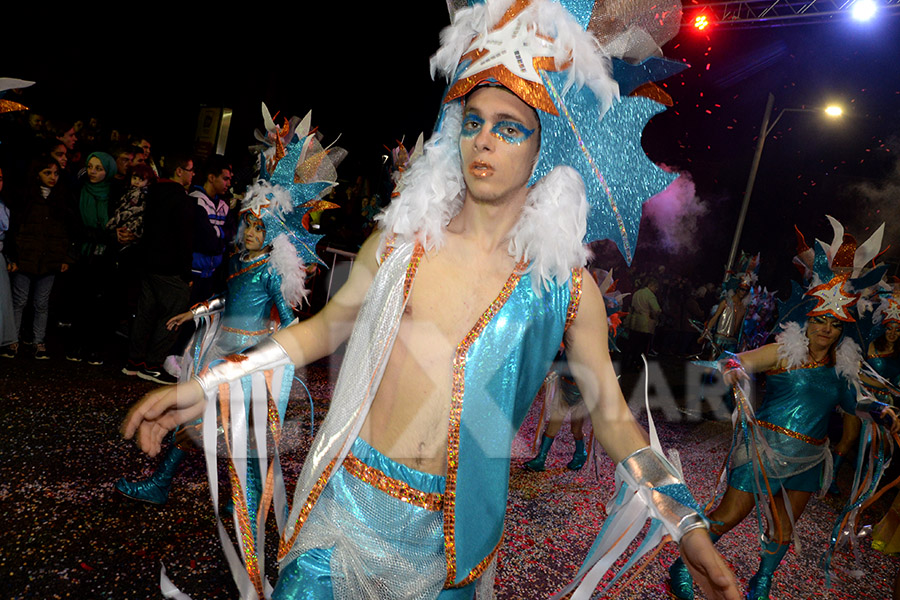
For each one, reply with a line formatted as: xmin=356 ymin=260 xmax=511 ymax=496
xmin=273 ymin=438 xmax=477 ymax=599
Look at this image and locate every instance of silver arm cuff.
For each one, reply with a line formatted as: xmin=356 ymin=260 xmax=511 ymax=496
xmin=190 ymin=296 xmax=226 ymax=319
xmin=855 ymin=394 xmax=891 ymax=424
xmin=193 ymin=337 xmax=291 ymax=395
xmin=617 ymin=446 xmax=709 ymax=543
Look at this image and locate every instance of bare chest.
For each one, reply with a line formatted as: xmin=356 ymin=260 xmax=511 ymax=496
xmin=359 ymin=249 xmax=519 ymax=473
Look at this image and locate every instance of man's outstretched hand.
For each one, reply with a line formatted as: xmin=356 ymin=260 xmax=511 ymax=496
xmin=121 ymin=381 xmax=206 ymax=456
xmin=680 ymin=529 xmax=740 ymax=600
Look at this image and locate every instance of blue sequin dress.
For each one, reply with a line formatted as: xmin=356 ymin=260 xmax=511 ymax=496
xmin=187 ymin=250 xmax=295 ymax=372
xmin=729 ymin=363 xmax=856 ymax=493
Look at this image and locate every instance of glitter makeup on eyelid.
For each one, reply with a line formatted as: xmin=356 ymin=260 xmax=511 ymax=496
xmin=459 ymin=114 xmax=484 ymax=138
xmin=490 ymin=120 xmax=535 ymax=144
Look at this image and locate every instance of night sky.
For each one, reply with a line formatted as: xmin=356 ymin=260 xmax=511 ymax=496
xmin=4 ymin=3 xmax=900 ymax=290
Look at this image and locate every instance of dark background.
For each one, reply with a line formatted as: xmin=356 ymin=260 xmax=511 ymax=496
xmin=3 ymin=3 xmax=900 ymax=290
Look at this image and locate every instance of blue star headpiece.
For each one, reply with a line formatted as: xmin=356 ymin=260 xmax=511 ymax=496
xmin=435 ymin=0 xmax=685 ymax=264
xmin=777 ymin=223 xmax=887 ymax=348
xmin=241 ymin=126 xmax=340 ymax=266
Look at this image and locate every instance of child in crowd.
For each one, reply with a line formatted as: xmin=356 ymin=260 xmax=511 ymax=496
xmin=2 ymin=157 xmax=73 ymax=359
xmin=106 ymin=163 xmax=156 ymax=248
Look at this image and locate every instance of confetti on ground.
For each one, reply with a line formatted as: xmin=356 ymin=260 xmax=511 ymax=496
xmin=1 ymin=342 xmax=896 ymax=599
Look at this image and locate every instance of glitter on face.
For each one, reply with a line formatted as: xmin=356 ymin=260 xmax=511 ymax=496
xmin=461 ymin=113 xmax=536 ymax=145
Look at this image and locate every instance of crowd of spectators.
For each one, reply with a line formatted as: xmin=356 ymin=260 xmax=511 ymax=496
xmin=0 ymin=112 xmax=232 ymax=380
xmin=0 ymin=110 xmax=390 ymax=378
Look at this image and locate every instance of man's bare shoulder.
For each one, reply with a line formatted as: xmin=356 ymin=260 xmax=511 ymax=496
xmin=567 ymin=269 xmax=608 ymax=340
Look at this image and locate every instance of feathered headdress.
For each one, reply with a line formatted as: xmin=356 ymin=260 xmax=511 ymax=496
xmin=379 ymin=0 xmax=686 ymax=288
xmin=777 ymin=217 xmax=887 ymax=349
xmin=239 ymin=103 xmax=344 ymax=306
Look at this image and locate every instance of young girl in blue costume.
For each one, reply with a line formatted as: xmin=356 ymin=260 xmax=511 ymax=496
xmin=668 ymin=223 xmax=898 ymax=600
xmin=115 ymin=110 xmax=341 ymax=509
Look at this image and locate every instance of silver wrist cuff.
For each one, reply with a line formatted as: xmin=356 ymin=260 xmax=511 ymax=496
xmin=617 ymin=446 xmax=709 ymax=542
xmin=855 ymin=394 xmax=889 ymax=423
xmin=193 ymin=337 xmax=291 ymax=395
xmin=191 ymin=296 xmax=226 ymax=319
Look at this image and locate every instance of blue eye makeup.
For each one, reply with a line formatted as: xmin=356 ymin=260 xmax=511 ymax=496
xmin=460 ymin=113 xmax=536 ymax=145
xmin=460 ymin=113 xmax=484 ymax=138
xmin=490 ymin=120 xmax=535 ymax=145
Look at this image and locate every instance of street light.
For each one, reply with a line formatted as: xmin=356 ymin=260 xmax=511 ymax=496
xmin=724 ymin=94 xmax=843 ymax=273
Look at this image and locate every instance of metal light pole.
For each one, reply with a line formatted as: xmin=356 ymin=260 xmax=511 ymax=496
xmin=724 ymin=95 xmax=841 ymax=273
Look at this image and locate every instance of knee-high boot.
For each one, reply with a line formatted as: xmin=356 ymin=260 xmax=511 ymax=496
xmin=115 ymin=443 xmax=187 ymax=504
xmin=667 ymin=533 xmax=721 ymax=600
xmin=567 ymin=438 xmax=587 ymax=470
xmin=746 ymin=536 xmax=790 ymax=600
xmin=524 ymin=435 xmax=555 ymax=472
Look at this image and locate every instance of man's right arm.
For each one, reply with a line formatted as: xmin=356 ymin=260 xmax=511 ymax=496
xmin=272 ymin=232 xmax=381 ymax=365
xmin=122 ymin=231 xmax=384 ymax=455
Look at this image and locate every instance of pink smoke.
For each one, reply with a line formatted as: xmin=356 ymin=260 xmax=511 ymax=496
xmin=642 ymin=166 xmax=708 ymax=254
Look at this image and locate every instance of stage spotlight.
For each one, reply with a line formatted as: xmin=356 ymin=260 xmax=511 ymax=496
xmin=851 ymin=0 xmax=877 ymax=21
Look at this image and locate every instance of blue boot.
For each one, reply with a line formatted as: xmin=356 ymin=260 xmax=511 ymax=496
xmin=524 ymin=435 xmax=555 ymax=471
xmin=746 ymin=537 xmax=790 ymax=600
xmin=567 ymin=439 xmax=587 ymax=470
xmin=667 ymin=533 xmax=720 ymax=599
xmin=828 ymin=453 xmax=845 ymax=495
xmin=115 ymin=445 xmax=187 ymax=504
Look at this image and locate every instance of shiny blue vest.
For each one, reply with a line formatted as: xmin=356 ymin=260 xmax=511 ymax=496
xmin=446 ymin=267 xmax=579 ymax=585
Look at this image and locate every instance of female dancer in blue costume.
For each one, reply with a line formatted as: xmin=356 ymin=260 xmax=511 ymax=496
xmin=669 ymin=226 xmax=897 ymax=600
xmin=831 ymin=296 xmax=900 ymax=494
xmin=866 ymin=298 xmax=900 ymax=560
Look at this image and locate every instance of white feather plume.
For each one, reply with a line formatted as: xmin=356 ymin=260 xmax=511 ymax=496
xmin=430 ymin=0 xmax=618 ymax=117
xmin=775 ymin=321 xmax=809 ymax=369
xmin=269 ymin=235 xmax=308 ymax=308
xmin=508 ymin=166 xmax=590 ymax=291
xmin=835 ymin=337 xmax=862 ymax=384
xmin=375 ymin=103 xmax=465 ymax=253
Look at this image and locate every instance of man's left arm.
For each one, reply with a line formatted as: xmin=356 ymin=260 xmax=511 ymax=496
xmin=565 ymin=270 xmax=739 ymax=600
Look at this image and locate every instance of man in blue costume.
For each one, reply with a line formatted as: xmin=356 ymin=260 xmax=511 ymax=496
xmin=123 ymin=1 xmax=739 ymax=598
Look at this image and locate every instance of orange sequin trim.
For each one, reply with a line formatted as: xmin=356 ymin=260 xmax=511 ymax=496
xmin=443 ymin=259 xmax=526 ymax=586
xmin=228 ymin=257 xmax=269 ymax=280
xmin=222 ymin=326 xmax=270 ymax=336
xmin=342 ymin=452 xmax=444 ymax=511
xmin=379 ymin=234 xmax=398 ymax=264
xmin=404 ymin=244 xmax=424 ymax=301
xmin=756 ymin=420 xmax=827 ymax=446
xmin=565 ymin=268 xmax=582 ymax=332
xmin=219 ymin=383 xmax=265 ymax=599
xmin=445 ymin=541 xmax=502 ymax=589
